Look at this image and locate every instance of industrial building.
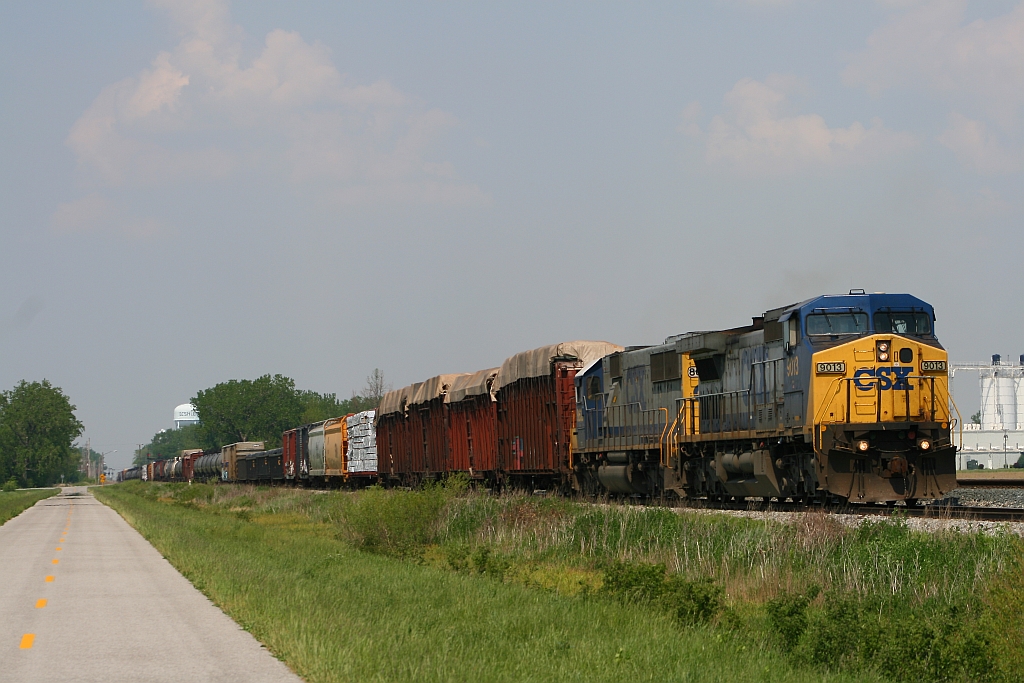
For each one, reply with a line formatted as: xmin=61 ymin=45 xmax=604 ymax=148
xmin=953 ymin=355 xmax=1024 ymax=469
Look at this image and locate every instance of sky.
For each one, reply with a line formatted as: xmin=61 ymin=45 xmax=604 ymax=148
xmin=1 ymin=0 xmax=1022 ymax=470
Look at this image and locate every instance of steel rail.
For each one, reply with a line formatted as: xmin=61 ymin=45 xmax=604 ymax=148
xmin=955 ymin=477 xmax=1024 ymax=489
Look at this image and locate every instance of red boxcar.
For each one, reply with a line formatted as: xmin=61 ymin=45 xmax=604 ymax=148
xmin=282 ymin=425 xmax=311 ymax=481
xmin=445 ymin=368 xmax=499 ymax=479
xmin=181 ymin=449 xmax=203 ymax=482
xmin=494 ymin=342 xmax=622 ymax=490
xmin=376 ymin=374 xmax=466 ymax=485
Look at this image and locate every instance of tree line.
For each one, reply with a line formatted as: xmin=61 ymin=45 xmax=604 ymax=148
xmin=134 ymin=370 xmax=390 ymax=465
xmin=0 ymin=380 xmax=84 ymax=487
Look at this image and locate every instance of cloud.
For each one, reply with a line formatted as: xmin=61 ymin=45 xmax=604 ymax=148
xmin=938 ymin=113 xmax=1022 ymax=174
xmin=684 ymin=76 xmax=914 ymax=174
xmin=66 ymin=0 xmax=486 ymax=206
xmin=845 ymin=2 xmax=1024 ymax=125
xmin=50 ymin=194 xmax=163 ymax=238
xmin=844 ymin=2 xmax=1024 ymax=175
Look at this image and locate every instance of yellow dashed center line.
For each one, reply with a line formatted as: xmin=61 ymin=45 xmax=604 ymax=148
xmin=45 ymin=576 xmax=53 ymax=582
xmin=51 ymin=559 xmax=58 ymax=565
xmin=20 ymin=634 xmax=34 ymax=649
xmin=36 ymin=599 xmax=46 ymax=608
xmin=56 ymin=547 xmax=61 ymax=551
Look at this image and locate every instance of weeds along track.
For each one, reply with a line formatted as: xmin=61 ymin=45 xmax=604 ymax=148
xmin=658 ymin=497 xmax=1024 ymax=524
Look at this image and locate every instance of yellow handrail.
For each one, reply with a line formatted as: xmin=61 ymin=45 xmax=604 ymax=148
xmin=657 ymin=407 xmax=670 ymax=466
xmin=812 ymin=377 xmax=846 ymax=425
xmin=664 ymin=403 xmax=686 ymax=466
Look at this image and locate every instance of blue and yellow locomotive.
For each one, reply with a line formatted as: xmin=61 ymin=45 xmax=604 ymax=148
xmin=574 ymin=291 xmax=957 ymax=503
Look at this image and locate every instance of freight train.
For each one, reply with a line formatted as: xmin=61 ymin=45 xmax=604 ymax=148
xmin=122 ymin=291 xmax=959 ymax=504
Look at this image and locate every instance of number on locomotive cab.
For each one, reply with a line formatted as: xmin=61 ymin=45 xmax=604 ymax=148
xmin=816 ymin=362 xmax=846 ymax=374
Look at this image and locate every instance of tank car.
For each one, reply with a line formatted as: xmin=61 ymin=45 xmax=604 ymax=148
xmin=574 ymin=291 xmax=957 ymax=503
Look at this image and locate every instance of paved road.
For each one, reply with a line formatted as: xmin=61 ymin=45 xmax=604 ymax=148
xmin=0 ymin=487 xmax=303 ymax=683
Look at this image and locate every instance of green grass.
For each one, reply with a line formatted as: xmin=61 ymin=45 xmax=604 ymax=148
xmin=0 ymin=488 xmax=58 ymax=525
xmin=95 ymin=482 xmax=884 ymax=683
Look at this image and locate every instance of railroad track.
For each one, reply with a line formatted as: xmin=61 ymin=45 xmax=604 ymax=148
xmin=955 ymin=477 xmax=1024 ymax=489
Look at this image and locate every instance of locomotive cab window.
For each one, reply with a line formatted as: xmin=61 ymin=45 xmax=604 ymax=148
xmin=783 ymin=314 xmax=800 ymax=349
xmin=873 ymin=312 xmax=932 ymax=336
xmin=806 ymin=312 xmax=868 ymax=336
xmin=585 ymin=375 xmax=602 ymax=399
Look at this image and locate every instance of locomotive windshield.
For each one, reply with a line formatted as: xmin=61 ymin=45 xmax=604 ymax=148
xmin=805 ymin=312 xmax=868 ymax=336
xmin=873 ymin=311 xmax=932 ymax=336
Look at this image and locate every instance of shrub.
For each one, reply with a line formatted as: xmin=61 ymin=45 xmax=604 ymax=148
xmin=868 ymin=603 xmax=992 ymax=683
xmin=338 ymin=484 xmax=451 ymax=558
xmin=796 ymin=594 xmax=863 ymax=670
xmin=470 ymin=544 xmax=510 ymax=579
xmin=601 ymin=561 xmax=668 ymax=603
xmin=789 ymin=595 xmax=996 ymax=683
xmin=444 ymin=543 xmax=471 ymax=572
xmin=3 ymin=479 xmax=18 ymax=492
xmin=664 ymin=575 xmax=723 ymax=626
xmin=601 ymin=561 xmax=723 ymax=626
xmin=765 ymin=586 xmax=819 ymax=652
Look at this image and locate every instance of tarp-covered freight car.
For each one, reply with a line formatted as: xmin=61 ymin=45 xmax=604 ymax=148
xmin=376 ymin=374 xmax=467 ymax=483
xmin=495 ymin=341 xmax=623 ymax=487
xmin=445 ymin=368 xmax=499 ymax=476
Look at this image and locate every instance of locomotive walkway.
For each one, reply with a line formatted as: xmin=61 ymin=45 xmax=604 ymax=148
xmin=0 ymin=486 xmax=302 ymax=683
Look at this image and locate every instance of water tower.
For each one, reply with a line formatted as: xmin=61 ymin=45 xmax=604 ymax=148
xmin=173 ymin=403 xmax=200 ymax=429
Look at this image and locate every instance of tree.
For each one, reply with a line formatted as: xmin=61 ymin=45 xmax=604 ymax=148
xmin=134 ymin=423 xmax=205 ymax=465
xmin=192 ymin=374 xmax=303 ymax=449
xmin=0 ymin=380 xmax=84 ymax=487
xmin=971 ymin=411 xmax=981 ymax=425
xmin=298 ymin=390 xmax=347 ymax=425
xmin=183 ymin=370 xmax=389 ymax=453
xmin=359 ymin=368 xmax=391 ymax=408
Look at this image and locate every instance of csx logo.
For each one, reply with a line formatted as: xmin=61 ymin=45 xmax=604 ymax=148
xmin=854 ymin=367 xmax=914 ymax=391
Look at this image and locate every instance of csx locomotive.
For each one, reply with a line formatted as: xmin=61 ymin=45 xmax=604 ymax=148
xmin=131 ymin=291 xmax=957 ymax=505
xmin=574 ymin=291 xmax=957 ymax=503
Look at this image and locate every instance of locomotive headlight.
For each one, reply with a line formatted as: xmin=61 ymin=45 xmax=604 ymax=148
xmin=876 ymin=340 xmax=891 ymax=362
xmin=918 ymin=439 xmax=931 ymax=451
xmin=857 ymin=440 xmax=870 ymax=452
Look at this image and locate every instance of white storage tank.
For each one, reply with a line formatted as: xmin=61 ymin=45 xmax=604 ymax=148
xmin=979 ymin=355 xmax=1024 ymax=430
xmin=1016 ymin=355 xmax=1024 ymax=430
